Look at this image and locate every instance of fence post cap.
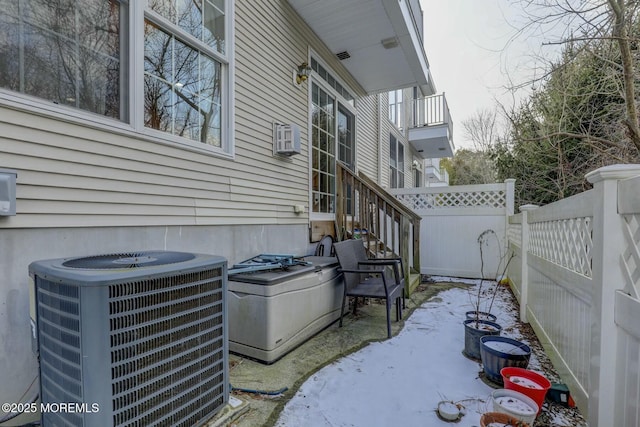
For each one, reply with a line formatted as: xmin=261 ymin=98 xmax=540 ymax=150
xmin=504 ymin=178 xmax=516 ymax=183
xmin=519 ymin=204 xmax=539 ymax=212
xmin=586 ymin=164 xmax=640 ymax=184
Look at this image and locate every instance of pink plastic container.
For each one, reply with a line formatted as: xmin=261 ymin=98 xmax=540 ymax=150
xmin=501 ymin=367 xmax=551 ymax=415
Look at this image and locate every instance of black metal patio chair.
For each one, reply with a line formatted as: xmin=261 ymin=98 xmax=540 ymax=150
xmin=333 ymin=239 xmax=405 ymax=338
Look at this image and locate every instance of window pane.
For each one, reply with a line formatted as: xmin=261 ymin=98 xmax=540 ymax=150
xmin=144 ymin=75 xmax=172 ymax=132
xmin=177 ymin=0 xmax=203 ymax=40
xmin=0 ymin=0 xmax=124 ymax=119
xmin=389 ymin=135 xmax=397 ymax=165
xmin=320 ymin=194 xmax=328 ymax=213
xmin=174 ymin=92 xmax=200 ymax=141
xmin=144 ymin=18 xmax=222 ymax=146
xmin=148 ymin=0 xmax=176 ymax=23
xmin=203 ymin=0 xmax=225 ymax=54
xmin=337 ymin=107 xmax=354 ymax=169
xmin=327 ymin=134 xmax=335 ymax=155
xmin=148 ymin=0 xmax=225 ymax=54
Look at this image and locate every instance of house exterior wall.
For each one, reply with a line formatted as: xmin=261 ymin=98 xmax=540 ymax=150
xmin=0 ymin=0 xmax=395 ymax=408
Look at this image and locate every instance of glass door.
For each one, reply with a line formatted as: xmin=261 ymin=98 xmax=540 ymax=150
xmin=311 ymin=82 xmax=355 ymax=216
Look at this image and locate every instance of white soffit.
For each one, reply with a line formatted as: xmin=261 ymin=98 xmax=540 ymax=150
xmin=288 ymin=0 xmax=434 ymax=94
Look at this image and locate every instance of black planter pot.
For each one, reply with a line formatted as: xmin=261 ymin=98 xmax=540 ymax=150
xmin=480 ymin=335 xmax=531 ymax=385
xmin=463 ymin=319 xmax=502 ymax=360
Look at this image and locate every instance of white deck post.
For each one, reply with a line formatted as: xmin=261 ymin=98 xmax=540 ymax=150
xmin=585 ymin=164 xmax=640 ymax=426
xmin=518 ymin=204 xmax=538 ymax=323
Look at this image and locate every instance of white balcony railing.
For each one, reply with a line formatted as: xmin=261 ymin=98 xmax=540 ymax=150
xmin=411 ymin=93 xmax=453 ymax=138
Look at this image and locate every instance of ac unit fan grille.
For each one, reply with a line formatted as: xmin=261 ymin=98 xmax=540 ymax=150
xmin=62 ymin=251 xmax=196 ymax=269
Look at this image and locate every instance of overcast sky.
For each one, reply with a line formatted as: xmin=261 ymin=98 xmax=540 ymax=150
xmin=421 ymin=0 xmax=551 ymax=150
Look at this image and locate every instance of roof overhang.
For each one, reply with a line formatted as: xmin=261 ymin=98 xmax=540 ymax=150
xmin=288 ymin=0 xmax=436 ymax=95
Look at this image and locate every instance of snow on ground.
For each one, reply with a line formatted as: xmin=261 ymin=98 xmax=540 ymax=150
xmin=276 ymin=279 xmax=584 ymax=427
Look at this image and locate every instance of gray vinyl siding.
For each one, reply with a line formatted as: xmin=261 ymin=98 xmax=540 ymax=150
xmin=354 ymin=94 xmax=379 ymax=180
xmin=0 ymin=0 xmax=391 ymax=231
xmin=0 ymin=103 xmax=309 ymax=228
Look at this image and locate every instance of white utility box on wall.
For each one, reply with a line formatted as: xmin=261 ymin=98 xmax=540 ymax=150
xmin=273 ymin=123 xmax=301 ymax=156
xmin=0 ymin=168 xmax=17 ymax=216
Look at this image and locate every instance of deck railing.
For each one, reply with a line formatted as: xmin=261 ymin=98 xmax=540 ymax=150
xmin=335 ymin=162 xmax=421 ymax=291
xmin=412 ymin=93 xmax=452 ymax=130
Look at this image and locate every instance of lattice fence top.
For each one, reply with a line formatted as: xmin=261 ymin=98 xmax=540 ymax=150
xmin=395 ymin=190 xmax=506 ymax=211
xmin=529 ymin=217 xmax=593 ymax=277
xmin=621 ymin=213 xmax=640 ymax=297
xmin=508 ymin=223 xmax=522 ymax=248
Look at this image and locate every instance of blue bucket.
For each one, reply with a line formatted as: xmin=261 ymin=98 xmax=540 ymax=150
xmin=480 ymin=335 xmax=531 ymax=385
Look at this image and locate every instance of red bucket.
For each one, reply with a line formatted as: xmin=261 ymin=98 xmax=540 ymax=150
xmin=501 ymin=367 xmax=551 ymax=415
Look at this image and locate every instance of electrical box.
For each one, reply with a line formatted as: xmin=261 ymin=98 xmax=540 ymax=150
xmin=0 ymin=168 xmax=17 ymax=216
xmin=274 ymin=123 xmax=301 ymax=156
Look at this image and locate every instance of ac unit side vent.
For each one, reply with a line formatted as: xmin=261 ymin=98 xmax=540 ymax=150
xmin=29 ymin=251 xmax=228 ymax=427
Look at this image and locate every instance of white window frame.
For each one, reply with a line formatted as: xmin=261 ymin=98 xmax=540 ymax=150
xmin=308 ymin=54 xmax=358 ymax=222
xmin=0 ymin=0 xmax=235 ymax=159
xmin=389 ymin=133 xmax=405 ymax=189
xmin=388 ymin=88 xmax=403 ymax=130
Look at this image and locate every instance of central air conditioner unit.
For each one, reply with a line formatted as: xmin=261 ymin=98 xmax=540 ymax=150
xmin=28 ymin=251 xmax=228 ymax=427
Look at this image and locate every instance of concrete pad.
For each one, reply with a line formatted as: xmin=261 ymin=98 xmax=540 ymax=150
xmin=222 ymin=281 xmax=460 ymax=426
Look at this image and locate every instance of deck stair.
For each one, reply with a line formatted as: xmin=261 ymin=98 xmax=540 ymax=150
xmin=336 ymin=162 xmax=422 ymax=295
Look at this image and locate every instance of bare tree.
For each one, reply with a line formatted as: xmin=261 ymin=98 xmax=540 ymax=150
xmin=462 ymin=108 xmax=499 ymax=152
xmin=511 ymin=0 xmax=640 ymax=154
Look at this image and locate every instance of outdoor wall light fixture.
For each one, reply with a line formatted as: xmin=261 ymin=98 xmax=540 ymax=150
xmin=381 ymin=36 xmax=399 ymax=49
xmin=296 ymin=62 xmax=312 ymax=84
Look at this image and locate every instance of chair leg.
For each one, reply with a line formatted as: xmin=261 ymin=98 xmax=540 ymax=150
xmin=386 ymin=299 xmax=392 ymax=338
xmin=339 ymin=292 xmax=347 ymax=328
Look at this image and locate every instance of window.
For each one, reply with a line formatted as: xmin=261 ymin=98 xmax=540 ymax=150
xmin=388 ymin=89 xmax=402 ymax=129
xmin=145 ymin=0 xmax=225 ymax=147
xmin=310 ymin=57 xmax=354 ymax=106
xmin=0 ymin=0 xmax=231 ymax=153
xmin=414 ymin=167 xmax=422 ymax=188
xmin=0 ymin=0 xmax=126 ymax=119
xmin=389 ymin=134 xmax=404 ymax=188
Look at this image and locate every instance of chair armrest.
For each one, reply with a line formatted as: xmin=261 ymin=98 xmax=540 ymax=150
xmin=358 ymin=260 xmax=403 ymax=283
xmin=368 ymin=256 xmax=401 ymax=261
xmin=363 ymin=258 xmax=405 ymax=280
xmin=338 ymin=268 xmax=385 ymax=274
xmin=360 ymin=260 xmax=400 ymax=266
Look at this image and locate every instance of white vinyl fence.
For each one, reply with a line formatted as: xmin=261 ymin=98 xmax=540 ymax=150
xmin=393 ymin=164 xmax=640 ymax=426
xmin=507 ymin=165 xmax=640 ymax=427
xmin=391 ymin=180 xmax=514 ymax=279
